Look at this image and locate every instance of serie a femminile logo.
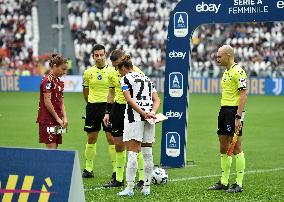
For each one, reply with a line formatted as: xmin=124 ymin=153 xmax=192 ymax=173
xmin=174 ymin=12 xmax=188 ymax=38
xmin=169 ymin=72 xmax=183 ymax=98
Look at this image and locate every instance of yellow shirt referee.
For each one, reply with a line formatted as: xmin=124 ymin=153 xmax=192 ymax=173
xmin=208 ymin=45 xmax=247 ymax=193
xmin=81 ymin=44 xmax=115 ymax=179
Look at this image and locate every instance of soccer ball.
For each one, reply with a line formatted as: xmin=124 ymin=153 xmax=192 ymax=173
xmin=152 ymin=167 xmax=168 ymax=185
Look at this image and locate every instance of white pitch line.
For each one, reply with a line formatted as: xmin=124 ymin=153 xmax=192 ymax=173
xmin=85 ymin=187 xmax=105 ymax=191
xmin=170 ymin=167 xmax=284 ymax=182
xmin=84 ymin=167 xmax=284 ymax=191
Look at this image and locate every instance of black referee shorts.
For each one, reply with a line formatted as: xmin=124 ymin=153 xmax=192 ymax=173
xmin=84 ymin=102 xmax=111 ymax=133
xmin=217 ymin=106 xmax=243 ymax=136
xmin=110 ymin=102 xmax=126 ymax=137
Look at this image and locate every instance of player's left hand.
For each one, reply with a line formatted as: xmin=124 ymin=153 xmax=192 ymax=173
xmin=63 ymin=118 xmax=68 ymax=128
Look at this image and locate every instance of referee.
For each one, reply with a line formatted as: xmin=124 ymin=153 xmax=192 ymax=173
xmin=208 ymin=45 xmax=247 ymax=193
xmin=82 ymin=44 xmax=116 ymax=178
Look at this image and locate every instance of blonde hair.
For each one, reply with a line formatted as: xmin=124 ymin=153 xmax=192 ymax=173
xmin=117 ymin=54 xmax=133 ymax=69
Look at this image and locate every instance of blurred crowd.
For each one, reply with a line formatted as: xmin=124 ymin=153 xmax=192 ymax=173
xmin=191 ymin=22 xmax=284 ymax=78
xmin=68 ymin=0 xmax=179 ymax=76
xmin=0 ymin=0 xmax=50 ymax=76
xmin=1 ymin=0 xmax=284 ymax=78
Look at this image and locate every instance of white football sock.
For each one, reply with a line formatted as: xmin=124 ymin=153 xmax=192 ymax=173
xmin=126 ymin=151 xmax=138 ymax=190
xmin=142 ymin=147 xmax=154 ymax=188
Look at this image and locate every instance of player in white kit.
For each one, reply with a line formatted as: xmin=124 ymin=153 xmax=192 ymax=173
xmin=116 ymin=54 xmax=160 ymax=196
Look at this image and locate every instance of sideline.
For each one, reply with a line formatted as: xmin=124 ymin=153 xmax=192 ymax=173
xmin=85 ymin=167 xmax=284 ymax=191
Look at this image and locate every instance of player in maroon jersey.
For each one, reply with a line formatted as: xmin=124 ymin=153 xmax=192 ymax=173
xmin=37 ymin=54 xmax=68 ymax=149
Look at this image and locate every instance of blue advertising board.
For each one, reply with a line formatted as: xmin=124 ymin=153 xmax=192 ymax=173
xmin=0 ymin=76 xmax=84 ymax=92
xmin=0 ymin=76 xmax=42 ymax=92
xmin=162 ymin=0 xmax=284 ymax=167
xmin=0 ymin=147 xmax=85 ymax=202
xmin=188 ymin=78 xmax=284 ymax=95
xmin=0 ymin=76 xmax=283 ymax=95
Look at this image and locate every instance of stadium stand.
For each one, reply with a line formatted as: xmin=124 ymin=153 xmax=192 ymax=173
xmin=191 ymin=22 xmax=284 ymax=78
xmin=0 ymin=0 xmax=283 ymax=78
xmin=67 ymin=0 xmax=179 ymax=76
xmin=67 ymin=1 xmax=283 ymax=78
xmin=0 ymin=0 xmax=47 ymax=76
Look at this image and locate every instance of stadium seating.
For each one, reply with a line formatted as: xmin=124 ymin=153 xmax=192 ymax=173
xmin=68 ymin=1 xmax=284 ymax=77
xmin=1 ymin=0 xmax=283 ymax=77
xmin=0 ymin=0 xmax=47 ymax=76
xmin=191 ymin=22 xmax=284 ymax=78
xmin=67 ymin=0 xmax=179 ymax=75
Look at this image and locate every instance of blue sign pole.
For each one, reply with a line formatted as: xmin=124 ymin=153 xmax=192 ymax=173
xmin=161 ymin=0 xmax=284 ymax=167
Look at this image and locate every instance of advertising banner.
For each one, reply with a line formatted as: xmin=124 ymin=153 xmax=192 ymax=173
xmin=162 ymin=0 xmax=284 ymax=167
xmin=0 ymin=147 xmax=85 ymax=202
xmin=0 ymin=76 xmax=83 ymax=92
xmin=1 ymin=76 xmax=282 ymax=95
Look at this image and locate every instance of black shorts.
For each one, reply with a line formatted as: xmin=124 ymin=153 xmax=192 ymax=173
xmin=217 ymin=106 xmax=243 ymax=136
xmin=110 ymin=102 xmax=126 ymax=137
xmin=84 ymin=102 xmax=111 ymax=133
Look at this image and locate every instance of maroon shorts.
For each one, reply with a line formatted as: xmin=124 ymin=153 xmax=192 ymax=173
xmin=39 ymin=124 xmax=62 ymax=144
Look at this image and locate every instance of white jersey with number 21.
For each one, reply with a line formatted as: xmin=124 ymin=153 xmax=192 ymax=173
xmin=120 ymin=72 xmax=157 ymax=123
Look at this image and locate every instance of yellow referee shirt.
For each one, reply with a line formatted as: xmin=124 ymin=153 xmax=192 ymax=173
xmin=109 ymin=66 xmax=144 ymax=104
xmin=221 ymin=63 xmax=247 ymax=106
xmin=83 ymin=64 xmax=115 ymax=103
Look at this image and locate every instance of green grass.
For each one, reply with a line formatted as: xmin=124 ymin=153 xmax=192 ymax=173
xmin=0 ymin=92 xmax=284 ymax=201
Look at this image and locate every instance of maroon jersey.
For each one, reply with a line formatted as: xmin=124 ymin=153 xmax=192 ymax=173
xmin=37 ymin=73 xmax=64 ymax=124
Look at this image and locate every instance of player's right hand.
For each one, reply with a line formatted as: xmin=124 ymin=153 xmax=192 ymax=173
xmin=235 ymin=119 xmax=242 ymax=133
xmin=149 ymin=111 xmax=156 ymax=117
xmin=144 ymin=111 xmax=156 ymax=119
xmin=56 ymin=117 xmax=64 ymax=128
xmin=103 ymin=114 xmax=110 ymax=127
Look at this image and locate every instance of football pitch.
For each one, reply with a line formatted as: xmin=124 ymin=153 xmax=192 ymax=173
xmin=0 ymin=92 xmax=284 ymax=201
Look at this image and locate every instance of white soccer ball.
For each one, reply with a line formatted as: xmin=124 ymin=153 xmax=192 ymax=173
xmin=152 ymin=167 xmax=168 ymax=185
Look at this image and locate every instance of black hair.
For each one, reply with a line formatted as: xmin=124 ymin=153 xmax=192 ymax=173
xmin=91 ymin=44 xmax=105 ymax=56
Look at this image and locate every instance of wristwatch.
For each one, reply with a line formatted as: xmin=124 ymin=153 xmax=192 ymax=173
xmin=235 ymin=114 xmax=241 ymax=120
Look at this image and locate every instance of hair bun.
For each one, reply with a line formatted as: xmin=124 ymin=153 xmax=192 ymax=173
xmin=121 ymin=54 xmax=131 ymax=61
xmin=125 ymin=54 xmax=131 ymax=60
xmin=48 ymin=53 xmax=67 ymax=68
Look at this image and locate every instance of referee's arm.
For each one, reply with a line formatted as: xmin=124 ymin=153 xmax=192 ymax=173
xmin=237 ymin=89 xmax=247 ymax=116
xmin=83 ymin=87 xmax=89 ymax=103
xmin=107 ymin=88 xmax=115 ymax=103
xmin=82 ymin=71 xmax=89 ymax=103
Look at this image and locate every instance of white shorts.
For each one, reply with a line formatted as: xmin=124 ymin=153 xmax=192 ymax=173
xmin=123 ymin=121 xmax=155 ymax=143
